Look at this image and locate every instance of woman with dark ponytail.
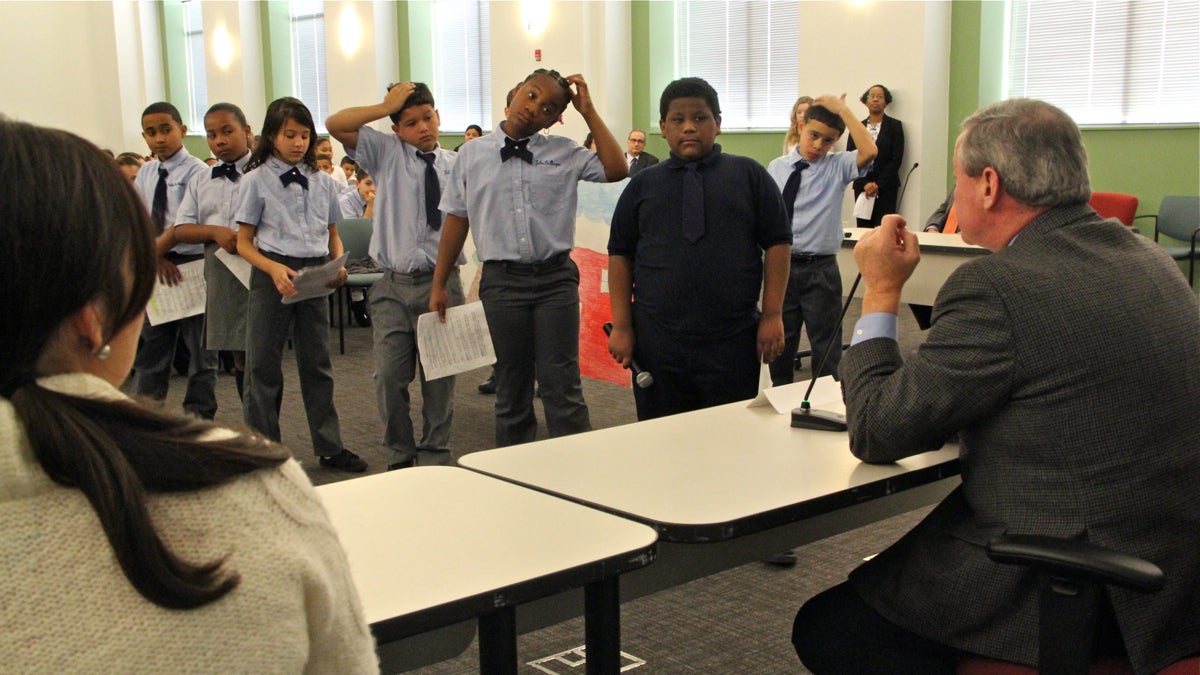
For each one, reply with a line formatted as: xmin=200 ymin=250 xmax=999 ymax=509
xmin=0 ymin=119 xmax=378 ymax=672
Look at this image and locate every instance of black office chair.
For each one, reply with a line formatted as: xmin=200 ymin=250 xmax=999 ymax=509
xmin=1136 ymin=196 xmax=1200 ymax=287
xmin=956 ymin=534 xmax=1199 ymax=675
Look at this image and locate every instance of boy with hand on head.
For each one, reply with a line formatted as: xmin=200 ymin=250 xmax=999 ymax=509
xmin=170 ymin=102 xmax=255 ymax=401
xmin=430 ymin=69 xmax=627 ymax=447
xmin=767 ymin=94 xmax=877 ymax=387
xmin=326 ymin=82 xmax=464 ymax=469
xmin=132 ymin=101 xmax=218 ymax=420
xmin=607 ymin=77 xmax=792 ymax=420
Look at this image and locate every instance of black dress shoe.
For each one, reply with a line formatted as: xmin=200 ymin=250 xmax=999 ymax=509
xmin=351 ymin=300 xmax=371 ymax=327
xmin=319 ymin=449 xmax=368 ymax=473
xmin=764 ymin=550 xmax=798 ymax=567
xmin=387 ymin=458 xmax=415 ymax=471
xmin=477 ymin=374 xmax=496 ymax=394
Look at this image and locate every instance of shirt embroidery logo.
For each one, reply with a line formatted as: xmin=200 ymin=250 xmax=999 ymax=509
xmin=534 ymin=159 xmax=562 ymax=168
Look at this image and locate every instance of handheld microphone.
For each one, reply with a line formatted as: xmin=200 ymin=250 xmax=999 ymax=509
xmin=895 ymin=162 xmax=919 ymax=213
xmin=602 ymin=322 xmax=654 ymax=389
xmin=790 ymin=274 xmax=862 ymax=431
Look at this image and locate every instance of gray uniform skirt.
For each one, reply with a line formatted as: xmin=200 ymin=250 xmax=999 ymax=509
xmin=203 ymin=241 xmax=249 ymax=351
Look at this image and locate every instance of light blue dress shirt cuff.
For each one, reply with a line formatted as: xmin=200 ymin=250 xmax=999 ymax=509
xmin=850 ymin=312 xmax=898 ymax=346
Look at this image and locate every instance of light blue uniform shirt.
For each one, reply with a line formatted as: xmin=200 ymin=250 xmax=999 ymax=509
xmin=440 ymin=126 xmax=607 ymax=262
xmin=353 ymin=126 xmax=463 ymax=273
xmin=134 ymin=146 xmax=207 ymax=256
xmin=234 ymin=156 xmax=341 ymax=258
xmin=851 ymin=312 xmax=898 ymax=345
xmin=766 ymin=148 xmax=864 ymax=255
xmin=175 ymin=152 xmax=251 ymax=232
xmin=338 ymin=188 xmax=366 ymax=220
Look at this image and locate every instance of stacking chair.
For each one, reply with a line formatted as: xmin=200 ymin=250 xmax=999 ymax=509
xmin=1088 ymin=192 xmax=1138 ymax=227
xmin=956 ymin=534 xmax=1199 ymax=675
xmin=1135 ymin=196 xmax=1200 ymax=286
xmin=334 ymin=218 xmax=383 ymax=354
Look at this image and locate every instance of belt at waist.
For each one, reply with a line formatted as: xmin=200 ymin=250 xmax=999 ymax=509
xmin=484 ymin=250 xmax=571 ymax=276
xmin=790 ymin=252 xmax=836 ymax=263
xmin=165 ymin=251 xmax=205 ymax=264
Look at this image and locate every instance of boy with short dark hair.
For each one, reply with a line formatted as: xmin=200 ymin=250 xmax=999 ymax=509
xmin=607 ymin=77 xmax=792 ymax=420
xmin=430 ymin=69 xmax=627 ymax=447
xmin=132 ymin=101 xmax=217 ymax=419
xmin=338 ymin=167 xmax=375 ymax=220
xmin=767 ymin=95 xmax=877 ymax=387
xmin=326 ymin=82 xmax=463 ymax=469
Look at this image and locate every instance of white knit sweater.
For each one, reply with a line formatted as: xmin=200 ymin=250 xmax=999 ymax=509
xmin=0 ymin=374 xmax=379 ymax=674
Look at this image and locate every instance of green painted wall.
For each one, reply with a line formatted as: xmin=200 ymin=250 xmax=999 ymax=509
xmin=262 ymin=1 xmax=293 ymax=102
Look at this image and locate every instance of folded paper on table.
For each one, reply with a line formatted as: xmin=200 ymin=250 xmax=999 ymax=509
xmin=747 ymin=376 xmax=843 ymax=415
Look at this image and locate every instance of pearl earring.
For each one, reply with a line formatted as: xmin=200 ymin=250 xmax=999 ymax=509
xmin=97 ymin=345 xmax=112 ymax=360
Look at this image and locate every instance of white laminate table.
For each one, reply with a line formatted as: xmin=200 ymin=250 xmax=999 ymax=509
xmin=838 ymin=227 xmax=989 ymax=306
xmin=317 ymin=466 xmax=658 ymax=674
xmin=458 ymin=381 xmax=960 ymax=593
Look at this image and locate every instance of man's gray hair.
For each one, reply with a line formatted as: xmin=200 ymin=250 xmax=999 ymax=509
xmin=958 ymin=99 xmax=1090 ymax=209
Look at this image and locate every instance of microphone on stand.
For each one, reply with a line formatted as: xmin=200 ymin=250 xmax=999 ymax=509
xmin=790 ymin=274 xmax=862 ymax=431
xmin=895 ymin=162 xmax=919 ymax=214
xmin=602 ymin=322 xmax=654 ymax=389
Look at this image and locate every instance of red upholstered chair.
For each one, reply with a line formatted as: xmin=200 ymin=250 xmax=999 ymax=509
xmin=1089 ymin=192 xmax=1139 ymax=227
xmin=954 ymin=535 xmax=1200 ymax=675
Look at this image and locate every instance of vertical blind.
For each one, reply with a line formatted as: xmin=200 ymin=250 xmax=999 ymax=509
xmin=431 ymin=0 xmax=492 ymax=133
xmin=675 ymin=0 xmax=798 ymax=130
xmin=182 ymin=0 xmax=208 ymax=130
xmin=1006 ymin=0 xmax=1200 ymax=125
xmin=290 ymin=0 xmax=329 ymax=132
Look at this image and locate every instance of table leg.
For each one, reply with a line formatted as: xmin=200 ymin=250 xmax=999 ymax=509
xmin=478 ymin=607 xmax=518 ymax=675
xmin=584 ymin=577 xmax=621 ymax=675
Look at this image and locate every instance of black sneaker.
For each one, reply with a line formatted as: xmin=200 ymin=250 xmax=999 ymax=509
xmin=477 ymin=374 xmax=496 ymax=394
xmin=320 ymin=449 xmax=368 ymax=473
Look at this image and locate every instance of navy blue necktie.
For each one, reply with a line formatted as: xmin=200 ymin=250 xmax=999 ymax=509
xmin=280 ymin=167 xmax=308 ymax=190
xmin=417 ymin=152 xmax=442 ymax=230
xmin=212 ymin=162 xmax=240 ymax=182
xmin=500 ymin=137 xmax=533 ymax=164
xmin=781 ymin=159 xmax=809 ymax=222
xmin=151 ymin=167 xmax=168 ymax=233
xmin=681 ymin=162 xmax=705 ymax=243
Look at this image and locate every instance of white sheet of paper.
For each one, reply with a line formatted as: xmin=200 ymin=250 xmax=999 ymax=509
xmin=747 ymin=375 xmax=843 ymax=415
xmin=145 ymin=260 xmax=206 ymax=326
xmin=215 ymin=248 xmax=253 ymax=289
xmin=417 ymin=302 xmax=497 ymax=381
xmin=853 ymin=191 xmax=876 ymax=219
xmin=282 ymin=253 xmax=349 ymax=305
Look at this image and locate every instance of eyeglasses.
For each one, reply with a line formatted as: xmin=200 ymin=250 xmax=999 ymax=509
xmin=628 ymin=138 xmax=646 ymax=143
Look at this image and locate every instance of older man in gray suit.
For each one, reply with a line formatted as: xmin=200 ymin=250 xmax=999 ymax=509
xmin=793 ymin=99 xmax=1200 ymax=673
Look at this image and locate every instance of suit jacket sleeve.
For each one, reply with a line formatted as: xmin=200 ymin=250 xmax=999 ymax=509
xmin=840 ymin=260 xmax=1016 ymax=463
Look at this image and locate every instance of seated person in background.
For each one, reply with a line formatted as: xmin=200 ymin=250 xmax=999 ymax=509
xmin=792 ymin=98 xmax=1200 ymax=674
xmin=0 ymin=119 xmax=378 ymax=673
xmin=340 ymin=155 xmax=358 ymax=187
xmin=316 ymin=136 xmax=349 ymax=188
xmin=455 ymin=124 xmax=483 ymax=151
xmin=339 ymin=167 xmax=376 ymax=221
xmin=115 ymin=151 xmax=143 ymax=182
xmin=625 ymin=128 xmax=658 ymax=176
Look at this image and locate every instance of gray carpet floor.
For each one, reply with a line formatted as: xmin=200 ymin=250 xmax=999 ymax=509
xmin=159 ymin=299 xmax=933 ymax=674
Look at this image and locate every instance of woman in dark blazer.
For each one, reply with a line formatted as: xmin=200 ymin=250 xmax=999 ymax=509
xmin=847 ymin=84 xmax=904 ymax=228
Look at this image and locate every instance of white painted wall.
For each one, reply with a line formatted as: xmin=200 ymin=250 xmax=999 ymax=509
xmin=201 ymin=0 xmax=268 ymax=135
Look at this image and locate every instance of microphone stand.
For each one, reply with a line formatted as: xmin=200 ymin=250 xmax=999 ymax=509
xmin=790 ymin=274 xmax=862 ymax=431
xmin=895 ymin=162 xmax=919 ymax=214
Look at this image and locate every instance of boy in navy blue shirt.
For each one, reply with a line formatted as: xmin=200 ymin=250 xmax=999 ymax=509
xmin=607 ymin=77 xmax=792 ymax=420
xmin=430 ymin=69 xmax=627 ymax=447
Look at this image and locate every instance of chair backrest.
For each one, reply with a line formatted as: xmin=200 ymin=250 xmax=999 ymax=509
xmin=1155 ymin=196 xmax=1200 ymax=242
xmin=1088 ymin=192 xmax=1138 ymax=227
xmin=337 ymin=218 xmax=373 ymax=259
xmin=944 ymin=204 xmax=959 ymax=234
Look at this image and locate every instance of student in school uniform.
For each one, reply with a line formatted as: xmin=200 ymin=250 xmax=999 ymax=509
xmin=430 ymin=69 xmax=627 ymax=447
xmin=328 ymin=82 xmax=466 ymax=469
xmin=767 ymin=95 xmax=877 ymax=387
xmin=131 ymin=101 xmax=217 ymax=419
xmin=339 ymin=155 xmax=358 ymax=187
xmin=169 ymin=102 xmax=253 ymax=401
xmin=317 ymin=137 xmax=350 ymax=189
xmin=235 ymin=97 xmax=366 ymax=473
xmin=338 ymin=167 xmax=375 ymax=220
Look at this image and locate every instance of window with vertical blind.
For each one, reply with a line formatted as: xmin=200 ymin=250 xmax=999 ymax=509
xmin=289 ymin=0 xmax=329 ymax=132
xmin=675 ymin=0 xmax=798 ymax=130
xmin=430 ymin=0 xmax=492 ymax=132
xmin=181 ymin=0 xmax=208 ymax=130
xmin=1005 ymin=0 xmax=1200 ymax=125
